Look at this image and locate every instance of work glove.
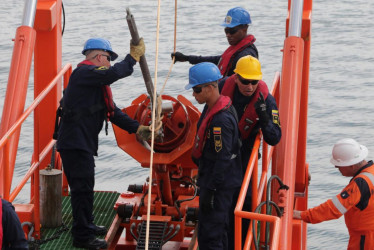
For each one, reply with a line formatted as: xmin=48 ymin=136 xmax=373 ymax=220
xmin=136 ymin=125 xmax=151 ymax=141
xmin=254 ymin=92 xmax=270 ymax=126
xmin=171 ymin=52 xmax=189 ymax=63
xmin=200 ymin=189 xmax=215 ymax=213
xmin=130 ymin=38 xmax=145 ymax=62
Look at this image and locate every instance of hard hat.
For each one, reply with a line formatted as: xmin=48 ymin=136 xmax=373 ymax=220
xmin=221 ymin=7 xmax=251 ymax=28
xmin=234 ymin=55 xmax=262 ymax=80
xmin=330 ymin=138 xmax=368 ymax=167
xmin=185 ymin=62 xmax=223 ymax=90
xmin=82 ymin=38 xmax=118 ymax=61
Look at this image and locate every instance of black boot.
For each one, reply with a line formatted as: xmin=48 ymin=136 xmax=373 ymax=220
xmin=73 ymin=238 xmax=108 ymax=249
xmin=92 ymin=225 xmax=107 ymax=236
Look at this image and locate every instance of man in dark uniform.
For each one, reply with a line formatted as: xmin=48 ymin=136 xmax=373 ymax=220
xmin=219 ymin=55 xmax=282 ymax=248
xmin=172 ymin=7 xmax=258 ymax=77
xmin=186 ymin=62 xmax=242 ymax=249
xmin=56 ymin=37 xmax=151 ymax=249
xmin=1 ymin=198 xmax=28 ymax=249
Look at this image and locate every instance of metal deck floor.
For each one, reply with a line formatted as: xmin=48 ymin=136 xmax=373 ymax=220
xmin=38 ymin=191 xmax=119 ymax=250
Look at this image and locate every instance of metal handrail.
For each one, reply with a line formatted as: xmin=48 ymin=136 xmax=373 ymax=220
xmin=288 ymin=0 xmax=304 ymax=37
xmin=22 ymin=0 xmax=37 ymax=27
xmin=0 ymin=63 xmax=72 ymax=201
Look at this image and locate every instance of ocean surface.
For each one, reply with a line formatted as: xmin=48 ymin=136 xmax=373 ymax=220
xmin=1 ymin=0 xmax=374 ymax=249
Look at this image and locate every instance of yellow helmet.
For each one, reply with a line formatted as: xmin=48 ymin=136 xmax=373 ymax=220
xmin=234 ymin=55 xmax=262 ymax=80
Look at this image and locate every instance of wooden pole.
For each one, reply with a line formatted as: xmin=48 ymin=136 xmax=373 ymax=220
xmin=40 ymin=168 xmax=62 ymax=228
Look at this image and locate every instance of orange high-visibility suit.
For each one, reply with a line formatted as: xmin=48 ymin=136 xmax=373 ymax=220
xmin=301 ymin=161 xmax=374 ymax=250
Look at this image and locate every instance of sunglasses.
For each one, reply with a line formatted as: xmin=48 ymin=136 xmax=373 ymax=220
xmin=224 ymin=25 xmax=245 ymax=35
xmin=238 ymin=75 xmax=259 ymax=85
xmin=192 ymin=84 xmax=212 ymax=94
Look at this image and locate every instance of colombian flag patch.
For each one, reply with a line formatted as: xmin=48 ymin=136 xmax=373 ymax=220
xmin=213 ymin=127 xmax=221 ymax=134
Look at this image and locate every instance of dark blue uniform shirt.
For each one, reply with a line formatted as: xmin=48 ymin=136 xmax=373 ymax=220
xmin=57 ymin=54 xmax=140 ymax=156
xmin=197 ymin=106 xmax=242 ymax=191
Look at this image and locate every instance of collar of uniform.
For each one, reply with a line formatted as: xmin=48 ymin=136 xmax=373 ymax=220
xmin=351 ymin=160 xmax=374 ymax=181
xmin=77 ymin=60 xmax=95 ymax=67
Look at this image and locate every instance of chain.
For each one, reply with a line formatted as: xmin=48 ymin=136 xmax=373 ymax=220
xmin=28 ymin=223 xmax=69 ymax=250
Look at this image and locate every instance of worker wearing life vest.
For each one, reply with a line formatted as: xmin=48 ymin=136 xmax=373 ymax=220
xmin=1 ymin=198 xmax=28 ymax=249
xmin=213 ymin=55 xmax=281 ymax=248
xmin=56 ymin=38 xmax=152 ymax=249
xmin=186 ymin=62 xmax=242 ymax=249
xmin=294 ymin=138 xmax=374 ymax=250
xmin=171 ymin=7 xmax=258 ymax=77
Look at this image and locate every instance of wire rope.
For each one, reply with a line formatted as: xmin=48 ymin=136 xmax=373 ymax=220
xmin=144 ymin=0 xmax=179 ymax=248
xmin=145 ymin=0 xmax=162 ymax=248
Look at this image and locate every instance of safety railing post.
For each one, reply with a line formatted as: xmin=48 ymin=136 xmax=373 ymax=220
xmin=33 ymin=101 xmax=41 ymax=239
xmin=3 ymin=142 xmax=10 ymax=200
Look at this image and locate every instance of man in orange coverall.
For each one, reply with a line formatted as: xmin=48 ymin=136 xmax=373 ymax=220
xmin=294 ymin=138 xmax=374 ymax=250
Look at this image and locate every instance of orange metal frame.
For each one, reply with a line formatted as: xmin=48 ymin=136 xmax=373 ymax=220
xmin=233 ymin=0 xmax=312 ymax=249
xmin=0 ymin=0 xmax=69 ymax=240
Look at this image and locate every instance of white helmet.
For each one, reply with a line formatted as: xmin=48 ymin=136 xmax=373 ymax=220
xmin=330 ymin=138 xmax=368 ymax=167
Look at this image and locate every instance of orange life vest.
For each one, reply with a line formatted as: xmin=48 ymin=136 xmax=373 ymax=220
xmin=342 ymin=166 xmax=374 ymax=231
xmin=221 ymin=75 xmax=269 ymax=140
xmin=191 ymin=95 xmax=232 ymax=160
xmin=218 ymin=35 xmax=256 ymax=77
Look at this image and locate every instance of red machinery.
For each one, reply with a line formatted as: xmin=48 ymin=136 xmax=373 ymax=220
xmin=108 ymin=94 xmax=201 ymax=249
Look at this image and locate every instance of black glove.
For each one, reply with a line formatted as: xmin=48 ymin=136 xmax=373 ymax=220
xmin=200 ymin=189 xmax=215 ymax=213
xmin=171 ymin=52 xmax=189 ymax=63
xmin=254 ymin=92 xmax=270 ymax=126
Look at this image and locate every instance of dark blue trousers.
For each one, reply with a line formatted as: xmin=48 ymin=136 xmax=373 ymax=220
xmin=59 ymin=149 xmax=95 ymax=241
xmin=198 ymin=188 xmax=236 ymax=250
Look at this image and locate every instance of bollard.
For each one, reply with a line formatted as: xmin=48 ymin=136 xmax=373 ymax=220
xmin=40 ymin=168 xmax=62 ymax=228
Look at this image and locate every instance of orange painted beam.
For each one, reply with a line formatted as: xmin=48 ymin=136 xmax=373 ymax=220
xmin=33 ymin=0 xmax=62 ymax=189
xmin=0 ymin=26 xmax=36 ymax=196
xmin=275 ymin=35 xmax=305 ymax=250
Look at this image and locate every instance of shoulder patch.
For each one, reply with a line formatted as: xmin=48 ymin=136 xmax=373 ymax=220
xmin=340 ymin=190 xmax=349 ymax=199
xmin=272 ymin=109 xmax=280 ymax=126
xmin=214 ymin=135 xmax=222 ymax=152
xmin=95 ymin=66 xmax=109 ymax=71
xmin=213 ymin=127 xmax=221 ymax=134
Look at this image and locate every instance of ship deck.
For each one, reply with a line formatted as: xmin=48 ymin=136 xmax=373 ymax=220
xmin=36 ymin=191 xmax=119 ymax=249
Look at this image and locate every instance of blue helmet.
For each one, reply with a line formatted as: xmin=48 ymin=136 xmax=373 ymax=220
xmin=82 ymin=38 xmax=118 ymax=61
xmin=221 ymin=7 xmax=251 ymax=28
xmin=185 ymin=62 xmax=223 ymax=90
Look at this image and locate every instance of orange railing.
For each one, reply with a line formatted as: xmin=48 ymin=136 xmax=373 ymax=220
xmin=234 ymin=0 xmax=312 ymax=247
xmin=234 ymin=72 xmax=281 ymax=250
xmin=0 ymin=63 xmax=71 ymax=201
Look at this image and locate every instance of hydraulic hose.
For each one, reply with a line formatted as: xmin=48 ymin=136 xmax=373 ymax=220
xmin=252 ymin=175 xmax=289 ymax=250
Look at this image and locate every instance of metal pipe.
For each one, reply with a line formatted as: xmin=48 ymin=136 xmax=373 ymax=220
xmin=288 ymin=0 xmax=304 ymax=37
xmin=126 ymin=8 xmax=155 ymax=103
xmin=22 ymin=0 xmax=38 ymax=27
